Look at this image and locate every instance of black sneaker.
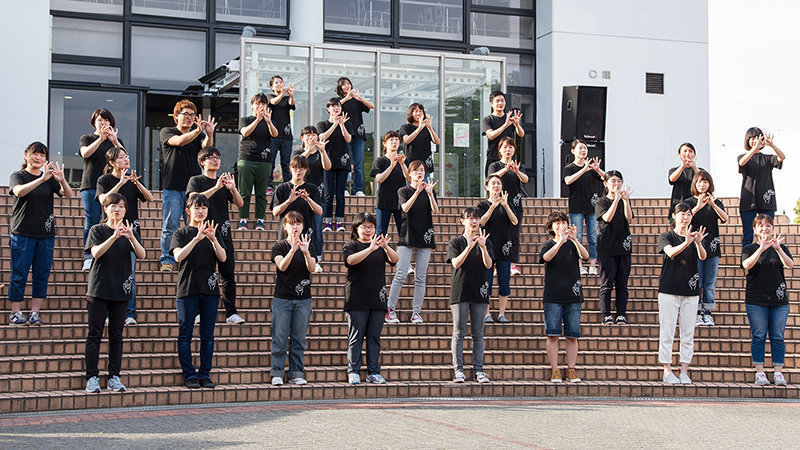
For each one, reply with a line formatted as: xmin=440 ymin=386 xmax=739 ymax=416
xmin=602 ymin=315 xmax=613 ymax=324
xmin=199 ymin=378 xmax=216 ymax=389
xmin=185 ymin=379 xmax=201 ymax=389
xmin=615 ymin=315 xmax=627 ymax=324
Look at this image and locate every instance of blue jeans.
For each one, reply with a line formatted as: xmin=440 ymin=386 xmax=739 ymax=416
xmin=487 ymin=259 xmax=512 ymax=297
xmin=376 ymin=208 xmax=402 ymax=238
xmin=697 ymin=256 xmax=718 ymax=311
xmin=269 ymin=138 xmax=293 ymax=186
xmin=314 ymin=212 xmax=324 ymax=258
xmin=176 ymin=294 xmax=218 ymax=381
xmin=348 ymin=139 xmax=365 ymax=193
xmin=128 ymin=252 xmax=137 ymax=319
xmin=160 ymin=189 xmax=187 ymax=265
xmin=9 ymin=235 xmax=54 ymax=302
xmin=569 ymin=213 xmax=598 ymax=260
xmin=324 ymin=169 xmax=348 ymax=220
xmin=81 ymin=189 xmax=101 ymax=260
xmin=543 ymin=302 xmax=582 ymax=338
xmin=270 ymin=297 xmax=313 ymax=378
xmin=740 ymin=209 xmax=774 ymax=247
xmin=745 ymin=304 xmax=788 ymax=366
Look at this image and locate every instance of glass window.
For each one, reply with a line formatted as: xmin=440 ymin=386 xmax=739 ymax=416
xmin=471 ymin=0 xmax=533 ymax=9
xmin=216 ymin=33 xmax=241 ymax=68
xmin=217 ymin=0 xmax=286 ymax=26
xmin=443 ymin=57 xmax=502 ymax=197
xmin=470 ymin=13 xmax=534 ymax=49
xmin=492 ymin=51 xmax=533 ymax=87
xmin=132 ymin=0 xmax=206 ymax=20
xmin=325 ymin=0 xmax=390 ymax=35
xmin=400 ymin=0 xmax=462 ymax=40
xmin=51 ymin=63 xmax=121 ymax=84
xmin=131 ymin=27 xmax=206 ymax=92
xmin=50 ymin=0 xmax=123 ymax=15
xmin=51 ymin=17 xmax=123 ymax=59
xmin=49 ymin=88 xmax=140 ymax=187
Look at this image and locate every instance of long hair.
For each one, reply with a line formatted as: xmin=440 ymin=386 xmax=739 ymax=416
xmin=602 ymin=170 xmax=623 ymax=196
xmin=103 ymin=147 xmax=128 ymax=174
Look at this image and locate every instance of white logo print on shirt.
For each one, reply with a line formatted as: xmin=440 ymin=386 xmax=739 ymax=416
xmin=261 ymin=148 xmax=270 ymax=159
xmin=208 ymin=273 xmax=218 ymax=290
xmin=763 ymin=189 xmax=775 ymax=205
xmin=688 ymin=273 xmax=699 ymax=291
xmin=622 ymin=235 xmax=632 ymax=252
xmin=426 ymin=154 xmax=434 ymax=170
xmin=379 ymin=286 xmax=387 ymax=303
xmin=572 ymin=279 xmax=582 ymax=297
xmin=591 ymin=193 xmax=599 ymax=207
xmin=122 ymin=274 xmax=134 ymax=294
xmin=480 ymin=281 xmax=489 ymax=298
xmin=295 ymin=279 xmax=311 ymax=296
xmin=423 ymin=228 xmax=434 ymax=244
xmin=357 ymin=124 xmax=365 ymax=137
xmin=341 ymin=153 xmax=349 ymax=166
xmin=777 ymin=282 xmax=786 ymax=300
xmin=44 ymin=214 xmax=54 ymax=232
xmin=284 ymin=124 xmax=292 ymax=135
xmin=513 ymin=193 xmax=522 ymax=208
xmin=710 ymin=237 xmax=719 ymax=253
xmin=502 ymin=241 xmax=512 ymax=255
xmin=221 ymin=220 xmax=230 ymax=237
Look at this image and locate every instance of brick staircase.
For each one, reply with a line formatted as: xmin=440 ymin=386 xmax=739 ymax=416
xmin=0 ymin=188 xmax=798 ymax=413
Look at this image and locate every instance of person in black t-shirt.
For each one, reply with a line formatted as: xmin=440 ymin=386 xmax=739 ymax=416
xmin=79 ymin=108 xmax=125 ymax=271
xmin=270 ymin=211 xmax=317 ymax=386
xmin=476 ymin=175 xmax=518 ymax=323
xmin=187 ymin=146 xmax=245 ymax=325
xmin=371 ymin=130 xmax=408 ymax=239
xmin=683 ymin=170 xmax=728 ymax=326
xmin=667 ymin=142 xmax=703 ymax=222
xmin=562 ymin=139 xmax=604 ymax=275
xmin=96 ymin=147 xmax=154 ymax=325
xmin=84 ymin=193 xmax=146 ymax=393
xmin=337 ymin=77 xmax=375 ymax=196
xmin=657 ymin=203 xmax=707 ymax=384
xmin=170 ymin=193 xmax=227 ymax=389
xmin=271 ymin=155 xmax=323 ymax=264
xmin=386 ymin=160 xmax=439 ymax=324
xmin=159 ymin=99 xmax=216 ymax=272
xmin=447 ymin=207 xmax=494 ymax=384
xmin=741 ymin=214 xmax=794 ymax=386
xmin=8 ymin=142 xmax=73 ymax=326
xmin=267 ymin=75 xmax=296 ymax=190
xmin=317 ymin=97 xmax=354 ymax=232
xmin=487 ymin=137 xmax=528 ymax=277
xmin=595 ymin=170 xmax=634 ymax=324
xmin=737 ymin=127 xmax=786 ymax=247
xmin=399 ymin=103 xmax=440 ymax=180
xmin=293 ymin=126 xmax=331 ymax=272
xmin=539 ymin=211 xmax=588 ymax=383
xmin=481 ymin=91 xmax=524 ymax=176
xmin=237 ymin=93 xmax=278 ymax=231
xmin=342 ymin=212 xmax=399 ymax=384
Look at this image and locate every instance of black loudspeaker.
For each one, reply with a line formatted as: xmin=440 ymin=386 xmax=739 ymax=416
xmin=560 ymin=141 xmax=605 ymax=197
xmin=561 ymin=86 xmax=607 ymax=141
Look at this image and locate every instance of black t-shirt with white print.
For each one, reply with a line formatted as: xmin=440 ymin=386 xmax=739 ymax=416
xmin=170 ymin=226 xmax=226 ymax=298
xmin=668 ymin=166 xmax=700 ymax=217
xmin=562 ymin=163 xmax=602 ymax=215
xmin=342 ymin=240 xmax=395 ymax=311
xmin=339 ymin=97 xmax=370 ymax=141
xmin=488 ymin=160 xmax=526 ymax=217
xmin=266 ymin=93 xmax=295 ymax=139
xmin=85 ymin=223 xmax=139 ymax=302
xmin=476 ymin=200 xmax=513 ymax=261
xmin=9 ymin=170 xmax=62 ymax=239
xmin=79 ymin=133 xmax=125 ymax=190
xmin=159 ymin=127 xmax=205 ymax=191
xmin=737 ymin=153 xmax=782 ymax=212
xmin=291 ymin=148 xmax=325 ymax=188
xmin=481 ymin=114 xmax=516 ymax=165
xmin=397 ymin=185 xmax=436 ymax=249
xmin=657 ymin=230 xmax=701 ymax=296
xmin=370 ymin=156 xmax=406 ymax=211
xmin=538 ymin=239 xmax=584 ymax=304
xmin=186 ymin=175 xmax=235 ymax=244
xmin=595 ymin=196 xmax=633 ymax=257
xmin=742 ymin=243 xmax=792 ymax=307
xmin=271 ymin=240 xmax=313 ymax=300
xmin=399 ymin=123 xmax=434 ymax=173
xmin=316 ymin=120 xmax=354 ymax=171
xmin=447 ymin=236 xmax=494 ymax=305
xmin=95 ymin=174 xmax=146 ymax=236
xmin=682 ymin=196 xmax=725 ymax=258
xmin=269 ymin=181 xmax=321 ymax=247
xmin=238 ymin=116 xmax=273 ymax=161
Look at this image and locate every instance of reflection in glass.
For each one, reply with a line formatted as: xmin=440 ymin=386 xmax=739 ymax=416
xmin=132 ymin=0 xmax=206 ymax=19
xmin=51 ymin=18 xmax=123 ymax=59
xmin=217 ymin=0 xmax=286 ymax=26
xmin=51 ymin=64 xmax=121 ymax=84
xmin=216 ymin=33 xmax=241 ymax=68
xmin=325 ymin=0 xmax=390 ymax=35
xmin=470 ymin=13 xmax=534 ymax=50
xmin=399 ymin=0 xmax=462 ymax=40
xmin=51 ymin=0 xmax=123 ymax=15
xmin=490 ymin=52 xmax=533 ymax=87
xmin=131 ymin=27 xmax=206 ymax=93
xmin=471 ymin=0 xmax=533 ymax=8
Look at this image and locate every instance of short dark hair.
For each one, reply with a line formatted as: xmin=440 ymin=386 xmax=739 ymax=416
xmin=90 ymin=108 xmax=116 ymax=129
xmin=335 ymin=77 xmax=352 ymax=98
xmin=406 ymin=103 xmax=425 ymax=123
xmin=690 ymin=170 xmax=715 ymax=196
xmin=545 ymin=211 xmax=569 ymax=236
xmin=326 ymin=97 xmax=341 ymax=109
xmin=197 ymin=146 xmax=221 ymax=166
xmin=408 ymin=160 xmax=425 ymax=173
xmin=173 ymin=99 xmax=197 ymax=124
xmin=301 ymin=126 xmax=318 ymax=138
xmin=499 ymin=137 xmax=516 ymax=151
xmin=671 ymin=203 xmax=692 ymax=229
xmin=290 ymin=155 xmax=309 ymax=171
xmin=103 ymin=147 xmax=128 ymax=175
xmin=283 ymin=210 xmax=304 ymax=226
xmin=571 ymin=139 xmax=588 ymax=151
xmin=269 ymin=75 xmax=283 ymax=88
xmin=489 ymin=91 xmax=505 ymax=103
xmin=602 ymin=170 xmax=623 ymax=196
xmin=753 ymin=213 xmax=774 ymax=228
xmin=250 ymin=93 xmax=268 ymax=104
xmin=485 ymin=174 xmax=503 ymax=188
xmin=383 ymin=130 xmax=401 ymax=153
xmin=744 ymin=127 xmax=764 ymax=150
xmin=678 ymin=142 xmax=696 ymax=155
xmin=460 ymin=206 xmax=482 ymax=220
xmin=22 ymin=142 xmax=48 ymax=169
xmin=186 ymin=192 xmax=210 ymax=209
xmin=350 ymin=212 xmax=377 ymax=240
xmin=101 ymin=192 xmax=128 ymax=210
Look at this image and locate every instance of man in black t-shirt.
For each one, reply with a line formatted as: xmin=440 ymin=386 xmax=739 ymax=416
xmin=481 ymin=91 xmax=524 ymax=176
xmin=158 ymin=99 xmax=216 ymax=272
xmin=187 ymin=146 xmax=244 ymax=325
xmin=238 ymin=93 xmax=278 ymax=231
xmin=267 ymin=75 xmax=296 ymax=191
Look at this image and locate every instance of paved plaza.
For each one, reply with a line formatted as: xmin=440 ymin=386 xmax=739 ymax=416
xmin=0 ymin=397 xmax=797 ymax=449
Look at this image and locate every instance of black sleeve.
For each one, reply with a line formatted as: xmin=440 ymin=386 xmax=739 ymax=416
xmin=186 ymin=176 xmax=201 ymax=194
xmin=238 ymin=116 xmax=255 ymax=133
xmin=480 ymin=115 xmax=493 ymax=136
xmin=370 ymin=156 xmax=388 ymax=177
xmin=446 ymin=237 xmax=464 ymax=263
xmin=538 ymin=239 xmax=555 ymax=264
xmin=316 ymin=121 xmax=330 ymax=135
xmin=342 ymin=240 xmax=359 ymax=268
xmin=657 ymin=232 xmax=673 ymax=254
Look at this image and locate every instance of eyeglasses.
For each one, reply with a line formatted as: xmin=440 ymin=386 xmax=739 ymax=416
xmin=178 ymin=112 xmax=196 ymax=118
xmin=204 ymin=156 xmax=221 ymax=161
xmin=358 ymin=224 xmax=375 ymax=230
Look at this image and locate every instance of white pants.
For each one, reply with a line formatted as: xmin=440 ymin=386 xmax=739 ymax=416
xmin=658 ymin=293 xmax=699 ymax=364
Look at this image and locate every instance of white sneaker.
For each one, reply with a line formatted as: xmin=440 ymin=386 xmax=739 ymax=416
xmin=588 ymin=266 xmax=598 ymax=275
xmin=580 ymin=266 xmax=589 ymax=275
xmin=314 ymin=263 xmax=323 ymax=274
xmin=194 ymin=314 xmax=200 ymax=325
xmin=82 ymin=259 xmax=92 ymax=271
xmin=344 ymin=191 xmax=350 ymax=196
xmin=774 ymin=372 xmax=788 ymax=386
xmin=271 ymin=376 xmax=284 ymax=386
xmin=663 ymin=372 xmax=680 ymax=384
xmin=755 ymin=372 xmax=770 ymax=386
xmin=348 ymin=373 xmax=360 ymax=385
xmin=124 ymin=317 xmax=137 ymax=326
xmin=226 ymin=313 xmax=245 ymax=325
xmin=453 ymin=370 xmax=466 ymax=383
xmin=703 ymin=314 xmax=715 ymax=326
xmin=510 ymin=265 xmax=521 ymax=276
xmin=696 ymin=314 xmax=705 ymax=326
xmin=385 ymin=309 xmax=400 ymax=324
xmin=410 ymin=312 xmax=424 ymax=324
xmin=407 ymin=266 xmax=415 ymax=276
xmin=289 ymin=377 xmax=308 ymax=385
xmin=474 ymin=371 xmax=491 ymax=383
xmin=679 ymin=372 xmax=692 ymax=384
xmin=355 ymin=191 xmax=365 ymax=197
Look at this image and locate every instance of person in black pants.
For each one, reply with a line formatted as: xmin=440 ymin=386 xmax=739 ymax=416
xmin=737 ymin=127 xmax=786 ymax=247
xmin=336 ymin=76 xmax=374 ymax=196
xmin=84 ymin=193 xmax=146 ymax=393
xmin=293 ymin=126 xmax=331 ymax=273
xmin=342 ymin=212 xmax=399 ymax=385
xmin=399 ymin=103 xmax=440 ymax=183
xmin=187 ymin=147 xmax=244 ymax=325
xmin=371 ymin=130 xmax=408 ymax=239
xmin=317 ymin=98 xmax=354 ymax=232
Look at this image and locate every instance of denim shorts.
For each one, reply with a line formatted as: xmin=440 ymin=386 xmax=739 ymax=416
xmin=543 ymin=302 xmax=582 ymax=338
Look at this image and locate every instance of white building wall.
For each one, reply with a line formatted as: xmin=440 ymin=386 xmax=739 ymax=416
xmin=536 ymin=0 xmax=709 ymax=198
xmin=0 ymin=3 xmax=51 ymax=183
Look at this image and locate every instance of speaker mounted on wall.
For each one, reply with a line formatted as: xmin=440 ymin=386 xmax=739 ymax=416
xmin=560 ymin=86 xmax=607 ymax=142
